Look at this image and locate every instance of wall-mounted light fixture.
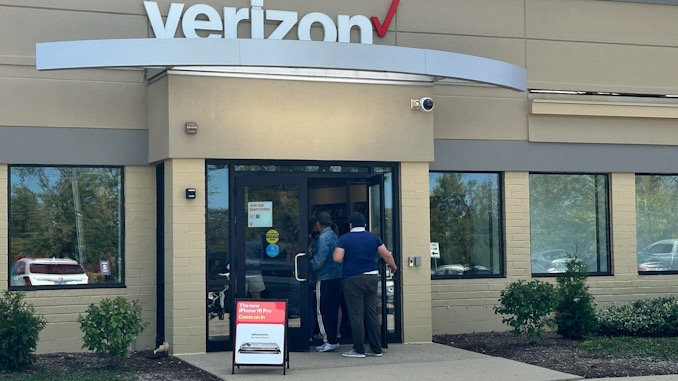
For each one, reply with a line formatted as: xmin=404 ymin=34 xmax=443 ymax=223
xmin=185 ymin=188 xmax=196 ymax=199
xmin=185 ymin=122 xmax=198 ymax=134
xmin=410 ymin=97 xmax=434 ymax=112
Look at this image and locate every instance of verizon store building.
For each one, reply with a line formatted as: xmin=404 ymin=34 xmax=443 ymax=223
xmin=2 ymin=0 xmax=678 ymax=355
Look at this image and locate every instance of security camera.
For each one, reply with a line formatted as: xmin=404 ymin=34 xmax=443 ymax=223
xmin=411 ymin=97 xmax=434 ymax=112
xmin=419 ymin=97 xmax=434 ymax=112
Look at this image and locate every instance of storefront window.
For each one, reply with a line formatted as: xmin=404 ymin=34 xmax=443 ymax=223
xmin=429 ymin=172 xmax=503 ymax=278
xmin=9 ymin=166 xmax=123 ymax=288
xmin=636 ymin=175 xmax=678 ymax=273
xmin=530 ymin=173 xmax=610 ymax=275
xmin=207 ymin=164 xmax=230 ymax=280
xmin=206 ymin=164 xmax=231 ymax=344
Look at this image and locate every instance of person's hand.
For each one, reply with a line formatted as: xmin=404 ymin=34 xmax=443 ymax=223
xmin=388 ymin=264 xmax=397 ymax=274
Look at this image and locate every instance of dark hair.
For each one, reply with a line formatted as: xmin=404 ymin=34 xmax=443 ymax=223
xmin=348 ymin=212 xmax=366 ymax=227
xmin=317 ymin=211 xmax=332 ymax=227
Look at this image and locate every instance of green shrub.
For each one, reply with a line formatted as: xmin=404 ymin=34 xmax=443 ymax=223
xmin=598 ymin=297 xmax=678 ymax=337
xmin=554 ymin=258 xmax=598 ymax=339
xmin=0 ymin=290 xmax=47 ymax=371
xmin=78 ymin=296 xmax=149 ymax=358
xmin=494 ymin=279 xmax=557 ymax=341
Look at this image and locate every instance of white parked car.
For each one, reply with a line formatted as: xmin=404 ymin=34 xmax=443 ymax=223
xmin=638 ymin=239 xmax=678 ymax=271
xmin=10 ymin=257 xmax=90 ymax=286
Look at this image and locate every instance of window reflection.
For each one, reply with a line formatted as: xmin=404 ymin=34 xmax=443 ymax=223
xmin=636 ymin=175 xmax=678 ymax=273
xmin=9 ymin=166 xmax=123 ymax=287
xmin=530 ymin=173 xmax=610 ymax=275
xmin=429 ymin=172 xmax=503 ymax=278
xmin=207 ymin=164 xmax=231 ymax=343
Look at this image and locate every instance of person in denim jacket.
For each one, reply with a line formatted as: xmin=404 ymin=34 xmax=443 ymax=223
xmin=310 ymin=211 xmax=342 ymax=352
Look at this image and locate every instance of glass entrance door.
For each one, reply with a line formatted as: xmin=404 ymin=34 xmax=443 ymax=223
xmin=368 ymin=172 xmax=399 ymax=345
xmin=235 ymin=175 xmax=310 ymax=351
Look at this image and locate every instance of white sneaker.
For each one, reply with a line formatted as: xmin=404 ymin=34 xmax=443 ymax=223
xmin=342 ymin=350 xmax=365 ymax=358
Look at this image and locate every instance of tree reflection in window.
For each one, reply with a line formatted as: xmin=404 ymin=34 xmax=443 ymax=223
xmin=9 ymin=166 xmax=123 ymax=286
xmin=429 ymin=172 xmax=502 ymax=278
xmin=529 ymin=173 xmax=610 ymax=275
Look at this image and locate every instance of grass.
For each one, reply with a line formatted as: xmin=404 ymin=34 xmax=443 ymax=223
xmin=0 ymin=370 xmax=134 ymax=381
xmin=579 ymin=336 xmax=678 ymax=360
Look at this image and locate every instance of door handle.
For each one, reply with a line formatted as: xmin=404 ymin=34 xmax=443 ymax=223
xmin=294 ymin=253 xmax=307 ymax=282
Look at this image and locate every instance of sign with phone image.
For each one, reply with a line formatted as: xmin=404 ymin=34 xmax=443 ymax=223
xmin=232 ymin=300 xmax=288 ymax=374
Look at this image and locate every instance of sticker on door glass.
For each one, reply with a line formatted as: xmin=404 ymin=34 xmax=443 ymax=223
xmin=266 ymin=244 xmax=280 ymax=258
xmin=266 ymin=230 xmax=279 ymax=244
xmin=248 ymin=202 xmax=272 ymax=227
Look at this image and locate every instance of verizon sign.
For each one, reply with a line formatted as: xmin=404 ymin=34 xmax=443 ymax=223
xmin=143 ymin=0 xmax=401 ymax=44
xmin=36 ymin=0 xmax=526 ymax=92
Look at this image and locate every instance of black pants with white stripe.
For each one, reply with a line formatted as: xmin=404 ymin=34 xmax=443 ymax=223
xmin=315 ymin=277 xmax=343 ymax=344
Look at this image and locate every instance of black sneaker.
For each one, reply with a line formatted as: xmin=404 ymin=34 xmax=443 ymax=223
xmin=365 ymin=350 xmax=382 ymax=357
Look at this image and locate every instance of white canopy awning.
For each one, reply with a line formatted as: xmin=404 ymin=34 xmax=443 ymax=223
xmin=36 ymin=38 xmax=526 ymax=91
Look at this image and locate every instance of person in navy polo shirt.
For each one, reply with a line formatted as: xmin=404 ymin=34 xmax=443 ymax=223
xmin=332 ymin=212 xmax=397 ymax=358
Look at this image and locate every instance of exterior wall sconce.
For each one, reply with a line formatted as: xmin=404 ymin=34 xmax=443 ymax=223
xmin=185 ymin=122 xmax=198 ymax=134
xmin=185 ymin=188 xmax=196 ymax=199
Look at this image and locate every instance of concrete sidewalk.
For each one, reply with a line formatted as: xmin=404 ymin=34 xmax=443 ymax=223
xmin=178 ymin=342 xmax=582 ymax=381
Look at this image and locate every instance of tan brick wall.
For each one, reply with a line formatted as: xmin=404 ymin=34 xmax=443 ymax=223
xmin=432 ymin=172 xmax=678 ymax=336
xmin=609 ymin=173 xmax=637 ymax=279
xmin=1 ymin=166 xmax=158 ymax=354
xmin=400 ymin=162 xmax=433 ymax=343
xmin=504 ymin=172 xmax=532 ymax=279
xmin=123 ymin=166 xmax=158 ymax=350
xmin=432 ymin=172 xmax=534 ymax=335
xmin=164 ymin=159 xmax=206 ymax=355
xmin=585 ymin=173 xmax=678 ymax=306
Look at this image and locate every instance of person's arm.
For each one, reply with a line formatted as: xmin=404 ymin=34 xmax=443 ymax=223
xmin=377 ymin=244 xmax=397 ymax=274
xmin=309 ymin=234 xmax=329 ymax=271
xmin=333 ymin=247 xmax=345 ymax=264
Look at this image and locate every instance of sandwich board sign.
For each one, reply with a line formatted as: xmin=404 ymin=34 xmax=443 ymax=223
xmin=232 ymin=299 xmax=289 ymax=374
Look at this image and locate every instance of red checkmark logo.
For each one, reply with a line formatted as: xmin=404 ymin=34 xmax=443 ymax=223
xmin=371 ymin=0 xmax=400 ymax=38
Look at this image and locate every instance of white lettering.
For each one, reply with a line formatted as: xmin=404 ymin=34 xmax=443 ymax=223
xmin=182 ymin=4 xmax=223 ymax=38
xmin=223 ymin=7 xmax=249 ymax=39
xmin=143 ymin=0 xmax=374 ymax=44
xmin=298 ymin=12 xmax=337 ymax=42
xmin=144 ymin=1 xmax=184 ymax=39
xmin=337 ymin=15 xmax=373 ymax=44
xmin=250 ymin=0 xmax=264 ymax=39
xmin=266 ymin=9 xmax=298 ymax=40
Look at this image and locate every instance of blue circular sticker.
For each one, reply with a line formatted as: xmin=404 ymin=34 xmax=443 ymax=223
xmin=266 ymin=243 xmax=280 ymax=258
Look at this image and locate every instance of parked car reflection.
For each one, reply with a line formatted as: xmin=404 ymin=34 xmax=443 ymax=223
xmin=532 ymin=249 xmax=598 ymax=274
xmin=531 ymin=249 xmax=569 ymax=273
xmin=638 ymin=239 xmax=678 ymax=272
xmin=10 ymin=257 xmax=90 ymax=286
xmin=431 ymin=264 xmax=491 ymax=276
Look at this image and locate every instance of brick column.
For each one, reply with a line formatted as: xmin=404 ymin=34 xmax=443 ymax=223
xmin=164 ymin=159 xmax=206 ymax=354
xmin=610 ymin=173 xmax=637 ymax=276
xmin=504 ymin=172 xmax=531 ymax=278
xmin=400 ymin=162 xmax=433 ymax=343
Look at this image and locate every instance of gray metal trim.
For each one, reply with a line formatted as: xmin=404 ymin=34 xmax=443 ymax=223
xmin=432 ymin=140 xmax=678 ymax=174
xmin=0 ymin=126 xmax=148 ymax=166
xmin=36 ymin=39 xmax=526 ymax=91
